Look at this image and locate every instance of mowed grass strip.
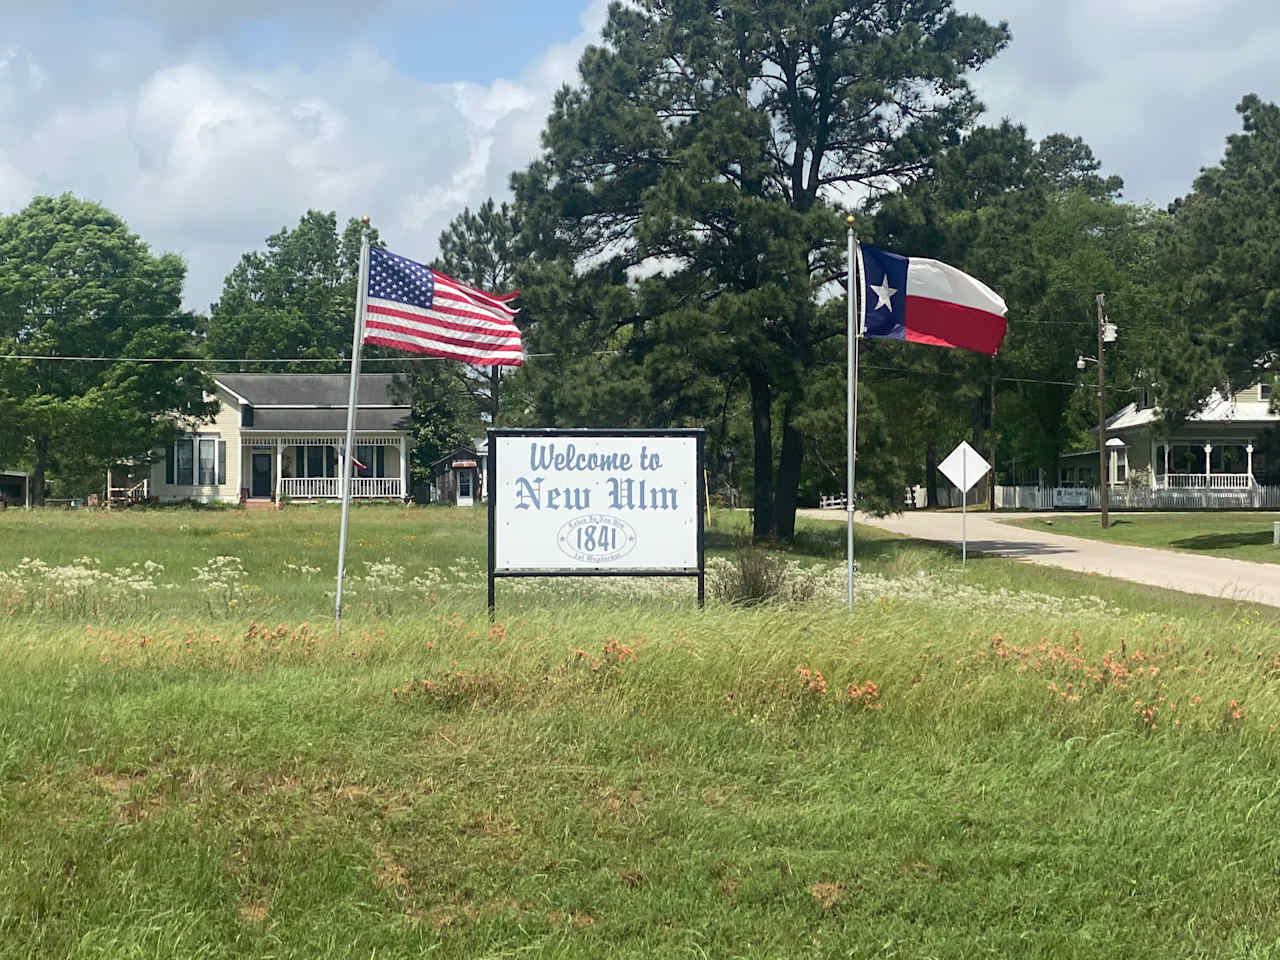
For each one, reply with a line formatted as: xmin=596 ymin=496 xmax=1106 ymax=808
xmin=3 ymin=507 xmax=1280 ymax=958
xmin=1004 ymin=510 xmax=1280 ymax=565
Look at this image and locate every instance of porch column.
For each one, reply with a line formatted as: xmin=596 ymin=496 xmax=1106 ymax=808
xmin=396 ymin=435 xmax=407 ymax=504
xmin=1163 ymin=443 xmax=1169 ymax=488
xmin=1247 ymin=443 xmax=1255 ymax=484
xmin=106 ymin=466 xmax=112 ymax=510
xmin=1203 ymin=443 xmax=1212 ymax=480
xmin=275 ymin=438 xmax=283 ymax=505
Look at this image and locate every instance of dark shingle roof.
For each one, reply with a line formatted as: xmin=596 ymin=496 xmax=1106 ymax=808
xmin=214 ymin=374 xmax=411 ymax=433
xmin=215 ymin=373 xmax=402 ymax=407
xmin=248 ymin=408 xmax=412 ymax=432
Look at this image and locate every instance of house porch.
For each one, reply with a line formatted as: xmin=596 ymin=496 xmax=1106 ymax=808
xmin=240 ymin=432 xmax=409 ymax=502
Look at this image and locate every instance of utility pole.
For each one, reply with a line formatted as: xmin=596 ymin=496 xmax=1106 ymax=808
xmin=1096 ymin=293 xmax=1109 ymax=529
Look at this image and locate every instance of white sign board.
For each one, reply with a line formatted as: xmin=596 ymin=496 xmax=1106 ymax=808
xmin=491 ymin=431 xmax=701 ymax=572
xmin=938 ymin=441 xmax=991 ymax=494
xmin=1053 ymin=487 xmax=1090 ymax=508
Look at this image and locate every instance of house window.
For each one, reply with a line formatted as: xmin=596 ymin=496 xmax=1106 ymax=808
xmin=458 ymin=471 xmax=473 ymax=498
xmin=1263 ymin=382 xmax=1273 ymax=401
xmin=169 ymin=436 xmax=225 ymax=487
xmin=306 ymin=446 xmax=324 ymax=478
xmin=199 ymin=439 xmax=217 ymax=485
xmin=1154 ymin=445 xmax=1166 ymax=477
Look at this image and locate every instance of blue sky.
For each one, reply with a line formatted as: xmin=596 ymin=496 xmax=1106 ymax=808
xmin=1 ymin=0 xmax=1277 ymax=314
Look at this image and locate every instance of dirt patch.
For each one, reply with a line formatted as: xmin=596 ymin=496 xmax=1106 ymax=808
xmin=462 ymin=811 xmax=518 ymax=837
xmin=810 ymin=882 xmax=845 ymax=910
xmin=596 ymin=788 xmax=646 ymax=823
xmin=238 ymin=901 xmax=269 ymax=924
xmin=374 ymin=844 xmax=409 ymax=891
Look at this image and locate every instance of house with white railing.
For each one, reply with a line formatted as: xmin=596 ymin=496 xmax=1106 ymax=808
xmin=1045 ymin=380 xmax=1279 ymax=507
xmin=145 ymin=373 xmax=413 ymax=505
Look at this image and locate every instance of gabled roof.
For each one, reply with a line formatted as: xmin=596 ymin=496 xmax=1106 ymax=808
xmin=213 ymin=373 xmax=403 ymax=408
xmin=1107 ymin=391 xmax=1279 ymax=433
xmin=429 ymin=446 xmax=478 ymax=470
xmin=212 ymin=374 xmax=412 ymax=433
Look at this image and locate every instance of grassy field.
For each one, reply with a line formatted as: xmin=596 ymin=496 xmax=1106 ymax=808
xmin=4 ymin=505 xmax=1280 ymax=958
xmin=1004 ymin=511 xmax=1280 ymax=564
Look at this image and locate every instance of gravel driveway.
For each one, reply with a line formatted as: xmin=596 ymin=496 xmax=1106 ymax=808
xmin=799 ymin=508 xmax=1280 ymax=609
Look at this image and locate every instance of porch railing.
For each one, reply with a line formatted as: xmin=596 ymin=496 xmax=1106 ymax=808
xmin=279 ymin=477 xmax=403 ymax=499
xmin=1163 ymin=473 xmax=1253 ymax=489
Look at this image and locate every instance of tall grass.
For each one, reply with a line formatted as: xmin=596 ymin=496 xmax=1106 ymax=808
xmin=2 ymin=506 xmax=1280 ymax=957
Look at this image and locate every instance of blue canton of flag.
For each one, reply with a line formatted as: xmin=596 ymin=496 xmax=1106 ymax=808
xmin=368 ymin=247 xmax=435 ymax=310
xmin=860 ymin=246 xmax=908 ymax=341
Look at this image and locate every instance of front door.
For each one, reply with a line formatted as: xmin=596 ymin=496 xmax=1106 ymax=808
xmin=251 ymin=454 xmax=272 ymax=498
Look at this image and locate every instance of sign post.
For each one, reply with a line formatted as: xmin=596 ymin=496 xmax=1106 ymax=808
xmin=487 ymin=428 xmax=705 ymax=614
xmin=938 ymin=441 xmax=991 ymax=565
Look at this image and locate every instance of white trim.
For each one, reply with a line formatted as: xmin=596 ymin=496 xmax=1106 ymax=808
xmin=211 ymin=379 xmax=251 ymax=407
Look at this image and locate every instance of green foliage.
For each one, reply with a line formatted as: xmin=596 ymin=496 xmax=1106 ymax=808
xmin=1158 ymin=94 xmax=1280 ymax=421
xmin=514 ymin=0 xmax=1009 ymax=538
xmin=859 ymin=124 xmax=1158 ymax=493
xmin=0 ymin=194 xmax=216 ymax=502
xmin=206 ymin=211 xmax=381 ymax=369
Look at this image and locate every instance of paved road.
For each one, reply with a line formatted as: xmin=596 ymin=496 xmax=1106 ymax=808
xmin=799 ymin=509 xmax=1280 ymax=608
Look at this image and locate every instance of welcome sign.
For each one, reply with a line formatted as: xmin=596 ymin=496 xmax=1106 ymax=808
xmin=487 ymin=429 xmax=705 ymax=608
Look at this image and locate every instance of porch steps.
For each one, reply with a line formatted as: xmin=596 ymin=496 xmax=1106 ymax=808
xmin=244 ymin=498 xmax=279 ymax=511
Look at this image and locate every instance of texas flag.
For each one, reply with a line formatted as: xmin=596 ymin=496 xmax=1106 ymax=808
xmin=860 ymin=245 xmax=1008 ymax=356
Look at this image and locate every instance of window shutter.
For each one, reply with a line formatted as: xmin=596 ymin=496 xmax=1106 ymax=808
xmin=295 ymin=448 xmax=304 ymax=478
xmin=165 ymin=444 xmax=174 ymax=485
xmin=376 ymin=447 xmax=385 ymax=478
xmin=177 ymin=439 xmax=194 ymax=485
xmin=217 ymin=442 xmax=227 ymax=485
xmin=326 ymin=446 xmax=335 ymax=478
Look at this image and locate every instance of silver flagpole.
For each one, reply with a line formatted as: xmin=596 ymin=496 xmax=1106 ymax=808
xmin=846 ymin=215 xmax=859 ymax=610
xmin=335 ymin=220 xmax=371 ymax=633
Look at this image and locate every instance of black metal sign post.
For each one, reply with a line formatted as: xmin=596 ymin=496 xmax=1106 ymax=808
xmin=487 ymin=428 xmax=706 ymax=618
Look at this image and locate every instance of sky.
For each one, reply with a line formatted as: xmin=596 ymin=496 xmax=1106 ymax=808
xmin=1 ymin=0 xmax=1277 ymax=315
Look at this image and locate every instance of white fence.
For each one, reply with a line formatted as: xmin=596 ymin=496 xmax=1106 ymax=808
xmin=279 ymin=477 xmax=403 ymax=500
xmin=994 ymin=484 xmax=1280 ymax=511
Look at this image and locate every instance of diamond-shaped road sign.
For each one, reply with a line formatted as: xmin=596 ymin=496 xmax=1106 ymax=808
xmin=938 ymin=441 xmax=991 ymax=494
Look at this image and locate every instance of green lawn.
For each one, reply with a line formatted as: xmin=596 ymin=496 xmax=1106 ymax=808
xmin=4 ymin=505 xmax=1280 ymax=958
xmin=1002 ymin=510 xmax=1280 ymax=564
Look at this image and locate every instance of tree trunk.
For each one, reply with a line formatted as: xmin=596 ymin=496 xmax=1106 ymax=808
xmin=31 ymin=432 xmax=49 ymax=507
xmin=773 ymin=400 xmax=803 ymax=540
xmin=926 ymin=439 xmax=938 ymax=508
xmin=971 ymin=395 xmax=985 ymax=509
xmin=748 ymin=372 xmax=773 ymax=539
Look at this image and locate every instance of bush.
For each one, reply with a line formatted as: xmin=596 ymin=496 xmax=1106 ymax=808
xmin=708 ymin=546 xmax=821 ymax=606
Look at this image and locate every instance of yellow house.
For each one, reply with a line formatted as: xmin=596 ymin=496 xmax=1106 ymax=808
xmin=147 ymin=373 xmax=413 ymax=504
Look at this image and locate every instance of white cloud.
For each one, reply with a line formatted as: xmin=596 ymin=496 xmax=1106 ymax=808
xmin=0 ymin=1 xmax=609 ymax=312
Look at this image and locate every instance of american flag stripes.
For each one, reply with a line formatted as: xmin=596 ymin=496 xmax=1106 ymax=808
xmin=362 ymin=246 xmax=523 ymax=366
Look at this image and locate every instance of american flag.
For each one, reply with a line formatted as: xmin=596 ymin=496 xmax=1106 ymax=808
xmin=362 ymin=246 xmax=522 ymax=366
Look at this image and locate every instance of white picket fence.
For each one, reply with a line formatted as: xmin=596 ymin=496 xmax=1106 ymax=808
xmin=820 ymin=484 xmax=1280 ymax=512
xmin=994 ymin=485 xmax=1280 ymax=511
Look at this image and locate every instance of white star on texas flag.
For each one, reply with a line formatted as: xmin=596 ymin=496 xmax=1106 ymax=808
xmin=870 ymin=275 xmax=898 ymax=311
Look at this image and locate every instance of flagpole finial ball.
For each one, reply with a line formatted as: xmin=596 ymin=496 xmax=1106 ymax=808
xmin=845 ymin=215 xmax=855 ymax=226
xmin=361 ymin=215 xmax=370 ymax=225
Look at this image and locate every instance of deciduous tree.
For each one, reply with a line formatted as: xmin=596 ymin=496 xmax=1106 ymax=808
xmin=0 ymin=194 xmax=215 ymax=502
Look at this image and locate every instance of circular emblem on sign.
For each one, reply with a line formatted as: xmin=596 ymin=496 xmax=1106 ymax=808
xmin=557 ymin=514 xmax=638 ymax=564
